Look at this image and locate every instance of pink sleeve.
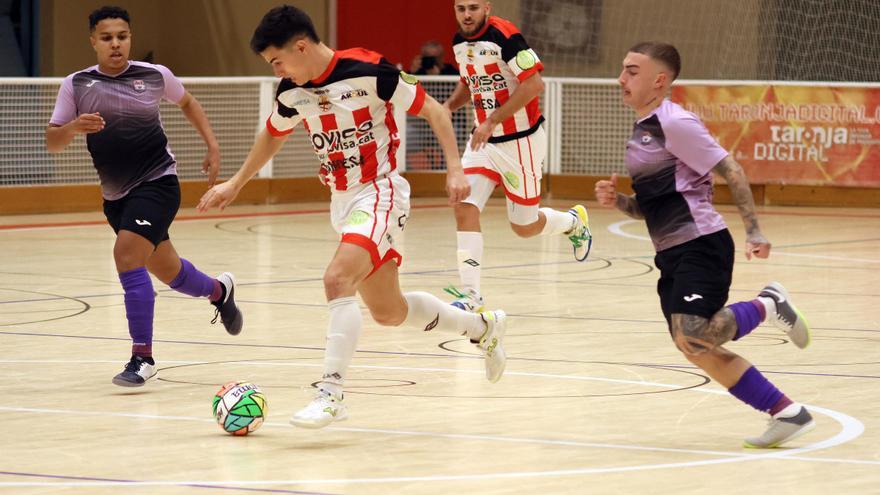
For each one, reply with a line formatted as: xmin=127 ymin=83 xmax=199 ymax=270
xmin=49 ymin=76 xmax=77 ymax=126
xmin=155 ymin=64 xmax=186 ymax=104
xmin=663 ymin=114 xmax=729 ymax=175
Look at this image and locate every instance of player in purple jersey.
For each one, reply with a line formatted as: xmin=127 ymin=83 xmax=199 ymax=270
xmin=45 ymin=6 xmax=243 ymax=387
xmin=595 ymin=42 xmax=815 ymax=448
xmin=198 ymin=5 xmax=508 ymax=429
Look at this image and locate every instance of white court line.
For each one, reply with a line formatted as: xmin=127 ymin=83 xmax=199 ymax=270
xmin=608 ymin=220 xmax=880 ymax=264
xmin=0 ymin=360 xmax=867 ymax=487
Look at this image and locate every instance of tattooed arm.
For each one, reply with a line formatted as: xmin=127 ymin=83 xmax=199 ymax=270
xmin=615 ymin=193 xmax=644 ymax=219
xmin=595 ymin=173 xmax=644 ymax=219
xmin=712 ymin=155 xmax=771 ymax=259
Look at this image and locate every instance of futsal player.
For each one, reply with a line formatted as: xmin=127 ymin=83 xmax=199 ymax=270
xmin=594 ymin=42 xmax=815 ymax=448
xmin=198 ymin=5 xmax=508 ymax=429
xmin=46 ymin=6 xmax=243 ymax=387
xmin=441 ymin=0 xmax=593 ymax=312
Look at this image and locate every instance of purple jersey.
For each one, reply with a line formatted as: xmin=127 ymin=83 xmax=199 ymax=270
xmin=50 ymin=61 xmax=185 ymax=200
xmin=624 ymin=98 xmax=729 ymax=252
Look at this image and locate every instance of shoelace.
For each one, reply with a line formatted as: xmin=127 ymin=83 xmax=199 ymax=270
xmin=211 ymin=307 xmax=220 ymax=325
xmin=443 ymin=285 xmax=467 ymax=299
xmin=568 ymin=227 xmax=592 ymax=248
xmin=123 ymin=357 xmax=142 ymax=373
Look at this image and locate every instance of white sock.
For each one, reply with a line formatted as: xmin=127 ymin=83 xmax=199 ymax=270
xmin=539 ymin=208 xmax=576 ymax=235
xmin=403 ymin=292 xmax=485 ymax=341
xmin=773 ymin=402 xmax=802 ymax=419
xmin=756 ymin=296 xmax=776 ymax=320
xmin=320 ymin=296 xmax=362 ymax=397
xmin=456 ymin=231 xmax=483 ymax=293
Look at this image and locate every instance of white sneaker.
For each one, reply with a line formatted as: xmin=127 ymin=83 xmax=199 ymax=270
xmin=289 ymin=389 xmax=348 ymax=429
xmin=759 ymin=282 xmax=811 ymax=349
xmin=476 ymin=310 xmax=507 ymax=383
xmin=444 ymin=285 xmax=485 ymax=313
xmin=744 ymin=404 xmax=815 ymax=448
xmin=112 ymin=355 xmax=157 ymax=387
xmin=567 ymin=205 xmax=592 ymax=262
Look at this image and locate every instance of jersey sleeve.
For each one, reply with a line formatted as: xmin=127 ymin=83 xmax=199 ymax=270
xmin=266 ymin=81 xmax=303 ymax=137
xmin=49 ymin=75 xmax=77 ymax=126
xmin=377 ymin=60 xmax=426 ymax=116
xmin=663 ymin=114 xmax=729 ymax=175
xmin=155 ymin=64 xmax=185 ymax=104
xmin=500 ymin=33 xmax=544 ymax=82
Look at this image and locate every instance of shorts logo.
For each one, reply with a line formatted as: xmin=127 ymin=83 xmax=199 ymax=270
xmin=516 ymin=50 xmax=537 ymax=70
xmin=347 ymin=210 xmax=371 ymax=226
xmin=683 ymin=294 xmax=703 ymax=302
xmin=134 ymin=219 xmax=152 ymax=226
xmin=133 ymin=79 xmax=146 ymax=92
xmin=502 ymin=171 xmax=520 ymax=189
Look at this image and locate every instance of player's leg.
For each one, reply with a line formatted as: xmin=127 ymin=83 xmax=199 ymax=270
xmin=148 ymin=240 xmax=242 ymax=335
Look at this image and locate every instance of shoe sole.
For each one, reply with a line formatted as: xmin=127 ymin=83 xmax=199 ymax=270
xmin=570 ymin=205 xmax=592 ymax=262
xmin=484 ymin=311 xmax=507 ymax=383
xmin=743 ymin=420 xmax=816 ymax=449
xmin=768 ymin=282 xmax=811 ymax=349
xmin=111 ymin=370 xmax=157 ymax=387
xmin=289 ymin=411 xmax=348 ymax=429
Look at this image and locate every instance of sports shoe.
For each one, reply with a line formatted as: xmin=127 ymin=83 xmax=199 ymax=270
xmin=759 ymin=282 xmax=810 ymax=349
xmin=567 ymin=205 xmax=592 ymax=262
xmin=444 ymin=285 xmax=485 ymax=313
xmin=211 ymin=272 xmax=243 ymax=335
xmin=290 ymin=389 xmax=348 ymax=429
xmin=474 ymin=310 xmax=507 ymax=383
xmin=112 ymin=355 xmax=157 ymax=387
xmin=744 ymin=404 xmax=815 ymax=448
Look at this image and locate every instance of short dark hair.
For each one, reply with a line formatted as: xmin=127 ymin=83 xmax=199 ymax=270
xmin=89 ymin=6 xmax=130 ymax=31
xmin=250 ymin=5 xmax=320 ymax=54
xmin=629 ymin=41 xmax=681 ymax=80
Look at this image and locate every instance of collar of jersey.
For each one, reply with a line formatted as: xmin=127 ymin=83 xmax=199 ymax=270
xmin=636 ymin=98 xmax=669 ymax=123
xmin=462 ymin=16 xmax=493 ymax=40
xmin=311 ymin=51 xmax=340 ymax=85
xmin=95 ymin=61 xmax=132 ymax=78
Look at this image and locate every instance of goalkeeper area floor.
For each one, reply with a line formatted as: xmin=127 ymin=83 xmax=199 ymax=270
xmin=0 ymin=198 xmax=878 ymax=494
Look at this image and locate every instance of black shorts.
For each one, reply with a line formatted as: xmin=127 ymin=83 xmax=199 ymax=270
xmin=103 ymin=174 xmax=181 ymax=247
xmin=654 ymin=229 xmax=735 ymax=330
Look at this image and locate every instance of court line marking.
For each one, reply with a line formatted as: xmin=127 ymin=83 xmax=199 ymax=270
xmin=0 ymin=360 xmax=867 ymax=487
xmin=608 ymin=220 xmax=880 ymax=264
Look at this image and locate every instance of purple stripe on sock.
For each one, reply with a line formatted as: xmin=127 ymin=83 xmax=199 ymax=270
xmin=169 ymin=258 xmax=218 ymax=300
xmin=729 ymin=300 xmax=763 ymax=341
xmin=119 ymin=267 xmax=154 ymax=347
xmin=728 ymin=366 xmax=784 ymax=413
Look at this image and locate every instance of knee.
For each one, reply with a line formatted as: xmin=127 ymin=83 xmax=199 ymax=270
xmin=454 ymin=203 xmax=480 ymax=228
xmin=510 ymin=221 xmax=538 ymax=238
xmin=323 ymin=269 xmax=358 ymax=300
xmin=370 ymin=308 xmax=406 ymax=327
xmin=113 ymin=245 xmax=148 ymax=272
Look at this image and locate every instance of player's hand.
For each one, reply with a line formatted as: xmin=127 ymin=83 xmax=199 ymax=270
xmin=198 ymin=179 xmax=240 ymax=212
xmin=469 ymin=119 xmax=496 ymax=151
xmin=745 ymin=232 xmax=771 ymax=260
xmin=202 ymin=146 xmax=221 ymax=187
xmin=595 ymin=173 xmax=618 ymax=207
xmin=72 ymin=112 xmax=105 ymax=134
xmin=446 ymin=169 xmax=471 ymax=205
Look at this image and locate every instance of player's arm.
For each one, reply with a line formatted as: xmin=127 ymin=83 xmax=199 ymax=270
xmin=470 ymin=72 xmax=544 ymax=150
xmin=417 ymin=94 xmax=470 ymax=204
xmin=712 ymin=155 xmax=770 ymax=259
xmin=177 ymin=91 xmax=221 ymax=186
xmin=197 ymin=129 xmax=288 ymax=212
xmin=46 ymin=115 xmax=105 ymax=153
xmin=442 ymin=80 xmax=471 ymax=114
xmin=594 ymin=173 xmax=644 ymax=219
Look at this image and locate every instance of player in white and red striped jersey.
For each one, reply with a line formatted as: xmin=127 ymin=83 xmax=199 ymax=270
xmin=441 ymin=0 xmax=593 ymax=313
xmin=198 ymin=5 xmax=509 ymax=429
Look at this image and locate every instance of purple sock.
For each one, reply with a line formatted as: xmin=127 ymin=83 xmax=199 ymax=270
xmin=728 ymin=366 xmax=784 ymax=413
xmin=169 ymin=258 xmax=221 ymax=301
xmin=119 ymin=267 xmax=155 ymax=354
xmin=729 ymin=300 xmax=766 ymax=340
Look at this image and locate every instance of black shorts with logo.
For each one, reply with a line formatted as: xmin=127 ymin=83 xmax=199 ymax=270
xmin=103 ymin=174 xmax=181 ymax=246
xmin=654 ymin=229 xmax=735 ymax=331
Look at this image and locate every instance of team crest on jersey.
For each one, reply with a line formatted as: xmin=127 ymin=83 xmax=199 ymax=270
xmin=400 ymin=71 xmax=419 ymax=85
xmin=466 ymin=45 xmax=475 ymax=60
xmin=318 ymin=94 xmax=332 ymax=112
xmin=132 ymin=79 xmax=146 ymax=92
xmin=515 ymin=50 xmax=537 ymax=70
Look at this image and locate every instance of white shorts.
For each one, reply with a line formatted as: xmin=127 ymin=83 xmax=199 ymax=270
xmin=460 ymin=126 xmax=546 ymax=225
xmin=331 ymin=173 xmax=411 ymax=276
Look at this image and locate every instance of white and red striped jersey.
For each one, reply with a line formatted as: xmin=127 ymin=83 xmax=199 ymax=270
xmin=453 ymin=16 xmax=544 ymax=143
xmin=267 ymin=48 xmax=426 ymax=192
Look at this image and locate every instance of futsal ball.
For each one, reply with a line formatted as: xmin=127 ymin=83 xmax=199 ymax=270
xmin=212 ymin=381 xmax=267 ymax=435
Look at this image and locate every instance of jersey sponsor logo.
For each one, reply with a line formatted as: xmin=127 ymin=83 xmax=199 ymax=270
xmin=502 ymin=171 xmax=521 ymax=189
xmin=466 ymin=72 xmax=507 ymax=89
xmin=134 ymin=219 xmax=152 ymax=226
xmin=400 ymin=71 xmax=419 ymax=85
xmin=347 ymin=210 xmax=371 ymax=226
xmin=515 ymin=50 xmax=537 ymax=70
xmin=480 ymin=49 xmax=500 ymax=57
xmin=320 ymin=155 xmax=366 ymax=174
xmin=474 ymin=98 xmax=502 ymax=110
xmin=310 ymin=120 xmax=375 ymax=152
xmin=133 ymin=79 xmax=146 ymax=92
xmin=341 ymin=89 xmax=369 ymax=100
xmin=683 ymin=294 xmax=703 ymax=302
xmin=86 ymin=80 xmax=99 ymax=88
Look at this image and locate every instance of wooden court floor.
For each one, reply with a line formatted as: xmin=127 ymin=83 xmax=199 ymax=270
xmin=0 ymin=198 xmax=878 ymax=494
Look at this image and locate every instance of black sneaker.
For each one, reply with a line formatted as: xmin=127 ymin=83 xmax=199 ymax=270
xmin=212 ymin=272 xmax=243 ymax=335
xmin=112 ymin=355 xmax=157 ymax=387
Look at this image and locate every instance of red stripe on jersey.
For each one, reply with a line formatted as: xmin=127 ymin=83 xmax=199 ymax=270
xmin=525 ymin=95 xmax=542 ymax=126
xmin=516 ymin=63 xmax=544 ymax=82
xmin=384 ymin=102 xmax=399 ymax=172
xmin=466 ymin=64 xmax=487 ymax=124
xmin=266 ymin=115 xmax=293 ymax=137
xmin=407 ymin=84 xmax=426 ymax=115
xmin=485 ymin=63 xmax=517 ymax=135
xmin=489 ymin=16 xmax=521 ymax=38
xmin=353 ymin=106 xmax=379 ymax=183
xmin=337 ymin=47 xmax=383 ymax=64
xmin=304 ymin=120 xmax=329 ymax=184
xmin=319 ymin=113 xmax=348 ymax=191
xmin=463 ymin=166 xmax=501 ymax=184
